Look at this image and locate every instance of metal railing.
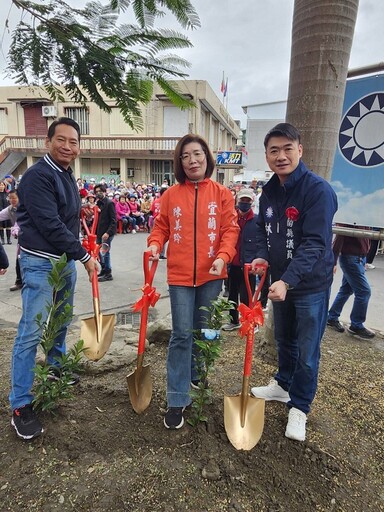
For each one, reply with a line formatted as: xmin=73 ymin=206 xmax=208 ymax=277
xmin=333 ymin=226 xmax=384 ymax=240
xmin=0 ymin=135 xmax=180 ymax=154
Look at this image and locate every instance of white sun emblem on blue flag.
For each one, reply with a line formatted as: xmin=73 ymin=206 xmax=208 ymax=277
xmin=266 ymin=206 xmax=273 ymax=218
xmin=339 ymin=92 xmax=384 ymax=167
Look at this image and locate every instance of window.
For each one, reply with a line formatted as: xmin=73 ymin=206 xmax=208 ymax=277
xmin=150 ymin=160 xmax=173 ymax=186
xmin=64 ymin=107 xmax=89 ymax=135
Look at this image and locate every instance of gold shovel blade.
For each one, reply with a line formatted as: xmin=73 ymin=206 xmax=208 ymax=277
xmin=127 ymin=364 xmax=152 ymax=414
xmin=80 ymin=313 xmax=116 ymax=361
xmin=224 ymin=394 xmax=265 ymax=451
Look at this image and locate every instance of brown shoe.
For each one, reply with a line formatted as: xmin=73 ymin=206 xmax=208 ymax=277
xmin=10 ymin=284 xmax=22 ymax=291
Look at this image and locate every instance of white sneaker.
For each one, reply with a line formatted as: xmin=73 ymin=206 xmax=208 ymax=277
xmin=365 ymin=263 xmax=375 ymax=270
xmin=285 ymin=407 xmax=307 ymax=441
xmin=251 ymin=379 xmax=290 ymax=403
xmin=222 ymin=323 xmax=241 ymax=331
xmin=131 ymin=229 xmax=136 ymax=234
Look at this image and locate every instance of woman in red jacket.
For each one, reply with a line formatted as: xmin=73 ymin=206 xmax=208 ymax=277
xmin=147 ymin=134 xmax=239 ymax=429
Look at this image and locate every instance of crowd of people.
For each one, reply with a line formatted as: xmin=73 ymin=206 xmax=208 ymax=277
xmin=0 ymin=118 xmax=380 ymax=445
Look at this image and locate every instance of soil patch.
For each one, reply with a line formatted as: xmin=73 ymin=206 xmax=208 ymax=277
xmin=0 ymin=326 xmax=383 ymax=512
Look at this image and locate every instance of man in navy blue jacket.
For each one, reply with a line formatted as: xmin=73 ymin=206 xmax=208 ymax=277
xmin=9 ymin=118 xmax=98 ymax=441
xmin=251 ymin=123 xmax=337 ymax=442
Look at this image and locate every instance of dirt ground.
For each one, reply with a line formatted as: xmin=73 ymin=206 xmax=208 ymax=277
xmin=0 ymin=324 xmax=383 ymax=512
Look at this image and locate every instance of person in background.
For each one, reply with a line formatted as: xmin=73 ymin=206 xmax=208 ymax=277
xmin=365 ymin=227 xmax=380 ymax=269
xmin=0 ymin=181 xmax=12 ymax=245
xmin=250 ymin=123 xmax=337 ymax=442
xmin=127 ymin=195 xmax=144 ymax=231
xmin=327 ymin=234 xmax=375 ymax=339
xmin=0 ymin=189 xmax=22 ymax=291
xmin=9 ymin=117 xmax=98 ymax=440
xmin=147 ymin=133 xmax=239 ymax=430
xmin=115 ymin=195 xmax=131 ymax=234
xmin=139 ymin=193 xmax=153 ymax=231
xmin=3 ymin=174 xmax=16 ymax=192
xmin=149 ymin=186 xmax=168 ymax=257
xmin=222 ymin=188 xmax=257 ymax=331
xmin=94 ymin=183 xmax=117 ymax=282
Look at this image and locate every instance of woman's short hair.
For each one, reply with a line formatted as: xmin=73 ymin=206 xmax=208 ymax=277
xmin=173 ymin=134 xmax=216 ymax=184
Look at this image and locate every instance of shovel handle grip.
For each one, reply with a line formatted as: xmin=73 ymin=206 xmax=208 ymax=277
xmin=81 ymin=206 xmax=99 ymax=237
xmin=244 ymin=263 xmax=268 ymax=307
xmin=143 ymin=251 xmax=158 ymax=287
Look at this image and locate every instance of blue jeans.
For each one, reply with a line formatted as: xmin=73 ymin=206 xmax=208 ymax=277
xmin=98 ymin=235 xmax=114 ymax=272
xmin=167 ymin=279 xmax=223 ymax=407
xmin=328 ymin=255 xmax=371 ymax=329
xmin=273 ymin=289 xmax=330 ymax=414
xmin=9 ymin=252 xmax=77 ymax=410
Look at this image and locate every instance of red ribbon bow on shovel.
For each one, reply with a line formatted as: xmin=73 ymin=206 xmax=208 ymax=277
xmin=132 ymin=283 xmax=160 ymax=312
xmin=238 ymin=302 xmax=264 ymax=338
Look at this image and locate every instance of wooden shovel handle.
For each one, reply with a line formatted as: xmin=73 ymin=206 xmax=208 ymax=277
xmin=137 ymin=252 xmax=158 ymax=358
xmin=242 ymin=263 xmax=268 ymax=378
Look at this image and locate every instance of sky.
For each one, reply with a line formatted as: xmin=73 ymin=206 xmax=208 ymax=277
xmin=0 ymin=0 xmax=383 ymax=128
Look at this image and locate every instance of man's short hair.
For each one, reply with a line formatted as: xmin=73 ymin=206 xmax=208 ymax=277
xmin=94 ymin=183 xmax=107 ymax=193
xmin=264 ymin=123 xmax=301 ymax=149
xmin=47 ymin=117 xmax=81 ymax=142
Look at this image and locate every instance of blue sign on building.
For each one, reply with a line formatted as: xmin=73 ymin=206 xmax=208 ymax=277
xmin=331 ymin=73 xmax=384 ymax=228
xmin=216 ymin=151 xmax=243 ymax=166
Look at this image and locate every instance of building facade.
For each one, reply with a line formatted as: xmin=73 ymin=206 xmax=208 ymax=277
xmin=0 ymin=80 xmax=242 ymax=186
xmin=241 ymin=100 xmax=286 ymax=182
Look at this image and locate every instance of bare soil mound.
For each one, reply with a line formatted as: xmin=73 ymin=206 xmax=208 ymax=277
xmin=0 ymin=327 xmax=383 ymax=512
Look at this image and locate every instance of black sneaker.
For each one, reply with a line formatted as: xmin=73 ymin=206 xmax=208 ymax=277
xmin=347 ymin=326 xmax=375 ymax=339
xmin=327 ymin=319 xmax=345 ymax=333
xmin=164 ymin=407 xmax=185 ymax=429
xmin=11 ymin=404 xmax=44 ymax=440
xmin=47 ymin=367 xmax=80 ymax=385
xmin=98 ymin=273 xmax=113 ymax=282
xmin=191 ymin=379 xmax=209 ymax=390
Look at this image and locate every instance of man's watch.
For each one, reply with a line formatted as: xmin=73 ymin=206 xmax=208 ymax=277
xmin=283 ymin=282 xmax=294 ymax=291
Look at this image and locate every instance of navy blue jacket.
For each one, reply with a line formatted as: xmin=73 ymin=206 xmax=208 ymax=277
xmin=17 ymin=154 xmax=89 ymax=263
xmin=255 ymin=161 xmax=337 ymax=295
xmin=238 ymin=214 xmax=259 ymax=266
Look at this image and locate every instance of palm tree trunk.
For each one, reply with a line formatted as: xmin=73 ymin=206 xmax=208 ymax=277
xmin=286 ymin=0 xmax=359 ymax=181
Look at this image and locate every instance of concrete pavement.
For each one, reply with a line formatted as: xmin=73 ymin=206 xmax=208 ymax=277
xmin=0 ymin=234 xmax=383 ymax=335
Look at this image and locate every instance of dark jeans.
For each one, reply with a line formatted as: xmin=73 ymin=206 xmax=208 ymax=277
xmin=97 ymin=235 xmax=114 ymax=273
xmin=328 ymin=255 xmax=371 ymax=329
xmin=167 ymin=279 xmax=223 ymax=407
xmin=273 ymin=289 xmax=330 ymax=414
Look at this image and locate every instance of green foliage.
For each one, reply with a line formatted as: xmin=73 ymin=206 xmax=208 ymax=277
xmin=199 ymin=295 xmax=235 ymax=330
xmin=188 ymin=297 xmax=235 ymax=427
xmin=33 ymin=340 xmax=85 ymax=413
xmin=7 ymin=0 xmax=200 ymax=129
xmin=32 ymin=255 xmax=85 ymax=413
